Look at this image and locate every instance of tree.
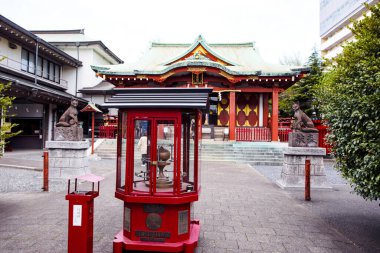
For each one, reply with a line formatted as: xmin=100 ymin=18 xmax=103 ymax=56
xmin=0 ymin=56 xmax=20 ymax=156
xmin=0 ymin=82 xmax=20 ymax=156
xmin=279 ymin=51 xmax=303 ymax=66
xmin=279 ymin=49 xmax=323 ymax=117
xmin=316 ymin=3 xmax=380 ymax=200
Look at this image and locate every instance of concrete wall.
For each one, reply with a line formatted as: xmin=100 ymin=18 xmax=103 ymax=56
xmin=54 ymin=45 xmax=115 ymax=97
xmin=0 ymin=36 xmax=23 ymax=70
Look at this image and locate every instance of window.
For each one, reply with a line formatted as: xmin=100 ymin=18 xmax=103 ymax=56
xmin=37 ymin=56 xmax=42 ymax=76
xmin=54 ymin=65 xmax=60 ymax=83
xmin=21 ymin=49 xmax=28 ymax=71
xmin=49 ymin=62 xmax=54 ymax=81
xmin=21 ymin=48 xmax=61 ymax=83
xmin=28 ymin=52 xmax=35 ymax=74
xmin=42 ymin=59 xmax=48 ymax=79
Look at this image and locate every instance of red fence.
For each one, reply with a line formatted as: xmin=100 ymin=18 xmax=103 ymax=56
xmin=99 ymin=125 xmax=117 ymax=139
xmin=314 ymin=121 xmax=332 ymax=155
xmin=236 ymin=127 xmax=271 ymax=142
xmin=278 ymin=128 xmax=292 ymax=142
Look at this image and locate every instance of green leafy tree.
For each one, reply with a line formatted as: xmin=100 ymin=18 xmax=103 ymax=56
xmin=316 ymin=3 xmax=380 ymax=200
xmin=0 ymin=56 xmax=20 ymax=156
xmin=0 ymin=82 xmax=20 ymax=156
xmin=279 ymin=50 xmax=323 ymax=117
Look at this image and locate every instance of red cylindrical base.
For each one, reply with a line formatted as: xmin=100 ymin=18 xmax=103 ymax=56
xmin=113 ymin=222 xmax=200 ymax=253
xmin=113 ymin=203 xmax=200 ymax=253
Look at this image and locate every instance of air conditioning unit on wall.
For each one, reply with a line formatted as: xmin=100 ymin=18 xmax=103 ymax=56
xmin=8 ymin=42 xmax=17 ymax=49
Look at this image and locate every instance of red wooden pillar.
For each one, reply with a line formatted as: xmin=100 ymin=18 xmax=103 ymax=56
xmin=229 ymin=91 xmax=236 ymax=141
xmin=271 ymin=88 xmax=279 ymax=141
xmin=91 ymin=112 xmax=95 ymax=154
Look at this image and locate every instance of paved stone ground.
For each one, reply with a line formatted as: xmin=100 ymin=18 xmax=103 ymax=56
xmin=252 ymin=160 xmax=380 ymax=253
xmin=1 ymin=154 xmax=371 ymax=253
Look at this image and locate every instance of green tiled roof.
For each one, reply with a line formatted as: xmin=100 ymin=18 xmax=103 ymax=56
xmin=91 ymin=35 xmax=307 ymax=77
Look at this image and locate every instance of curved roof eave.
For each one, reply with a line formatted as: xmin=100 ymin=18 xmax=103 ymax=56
xmin=49 ymin=40 xmax=124 ymax=64
xmin=0 ymin=15 xmax=82 ymax=67
xmin=161 ymin=35 xmax=240 ymax=66
xmin=92 ymin=60 xmax=305 ymax=77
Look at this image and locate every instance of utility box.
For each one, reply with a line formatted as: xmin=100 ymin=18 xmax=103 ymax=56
xmin=66 ymin=174 xmax=104 ymax=253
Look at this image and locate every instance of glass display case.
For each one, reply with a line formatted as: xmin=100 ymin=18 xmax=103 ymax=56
xmin=115 ymin=110 xmax=201 ymax=198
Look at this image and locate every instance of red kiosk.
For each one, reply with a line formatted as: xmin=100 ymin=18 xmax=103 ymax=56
xmin=104 ymin=88 xmax=211 ymax=253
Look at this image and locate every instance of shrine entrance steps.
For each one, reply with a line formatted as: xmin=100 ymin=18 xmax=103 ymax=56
xmin=198 ymin=140 xmax=286 ymax=166
xmin=94 ymin=139 xmax=117 ymax=159
xmin=95 ymin=139 xmax=287 ymax=166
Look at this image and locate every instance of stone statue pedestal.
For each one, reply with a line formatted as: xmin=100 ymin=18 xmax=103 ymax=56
xmin=276 ymin=147 xmax=332 ymax=190
xmin=288 ymin=132 xmax=318 ymax=147
xmin=54 ymin=126 xmax=83 ymax=141
xmin=45 ymin=140 xmax=90 ymax=191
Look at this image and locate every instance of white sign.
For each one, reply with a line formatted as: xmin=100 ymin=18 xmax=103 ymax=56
xmin=73 ymin=205 xmax=82 ymax=226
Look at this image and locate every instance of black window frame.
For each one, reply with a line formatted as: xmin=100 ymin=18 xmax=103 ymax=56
xmin=21 ymin=48 xmax=62 ymax=84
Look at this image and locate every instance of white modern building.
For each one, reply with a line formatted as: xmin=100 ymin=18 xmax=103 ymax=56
xmin=320 ymin=0 xmax=379 ymax=59
xmin=31 ymin=29 xmax=123 ymax=97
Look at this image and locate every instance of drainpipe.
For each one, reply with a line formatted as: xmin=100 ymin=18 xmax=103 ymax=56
xmin=75 ymin=42 xmax=80 ymax=97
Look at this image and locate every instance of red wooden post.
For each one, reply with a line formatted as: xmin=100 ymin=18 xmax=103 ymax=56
xmin=305 ymin=159 xmax=311 ymax=201
xmin=43 ymin=150 xmax=49 ymax=191
xmin=91 ymin=111 xmax=95 ymax=154
xmin=229 ymin=92 xmax=236 ymax=141
xmin=271 ymin=88 xmax=279 ymax=141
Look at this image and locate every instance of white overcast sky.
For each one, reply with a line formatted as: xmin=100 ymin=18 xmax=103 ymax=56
xmin=1 ymin=0 xmax=320 ymax=64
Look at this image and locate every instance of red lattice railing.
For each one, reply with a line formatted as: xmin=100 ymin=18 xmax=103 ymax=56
xmin=279 ymin=128 xmax=292 ymax=142
xmin=99 ymin=125 xmax=117 ymax=139
xmin=236 ymin=127 xmax=271 ymax=142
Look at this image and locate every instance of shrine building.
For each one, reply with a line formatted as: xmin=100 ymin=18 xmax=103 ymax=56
xmin=87 ymin=35 xmax=308 ymax=141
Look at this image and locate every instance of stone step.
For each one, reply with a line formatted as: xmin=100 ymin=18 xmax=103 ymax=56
xmin=201 ymin=147 xmax=284 ymax=151
xmin=201 ymin=146 xmax=284 ymax=149
xmin=196 ymin=158 xmax=283 ymax=162
xmin=198 ymin=152 xmax=282 ymax=156
xmin=94 ymin=139 xmax=286 ymax=164
xmin=96 ymin=152 xmax=283 ymax=158
xmin=202 ymin=152 xmax=283 ymax=155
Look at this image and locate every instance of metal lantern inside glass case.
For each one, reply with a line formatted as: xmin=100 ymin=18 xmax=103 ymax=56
xmin=109 ymin=88 xmax=211 ymax=253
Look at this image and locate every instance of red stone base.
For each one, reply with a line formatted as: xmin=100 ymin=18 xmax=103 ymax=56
xmin=113 ymin=221 xmax=200 ymax=253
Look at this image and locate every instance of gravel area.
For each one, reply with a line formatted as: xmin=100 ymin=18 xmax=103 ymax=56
xmin=252 ymin=159 xmax=348 ymax=185
xmin=0 ymin=168 xmax=43 ymax=192
xmin=0 ymin=157 xmax=116 ymax=193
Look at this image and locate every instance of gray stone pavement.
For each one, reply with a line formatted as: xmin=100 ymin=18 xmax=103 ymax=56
xmin=253 ymin=160 xmax=380 ymax=253
xmin=0 ymin=151 xmax=379 ymax=252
